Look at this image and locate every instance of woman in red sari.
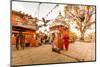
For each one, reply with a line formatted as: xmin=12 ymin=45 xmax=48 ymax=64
xmin=63 ymin=30 xmax=69 ymax=50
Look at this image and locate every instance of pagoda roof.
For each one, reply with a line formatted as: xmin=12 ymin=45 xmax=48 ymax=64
xmin=50 ymin=12 xmax=68 ymax=28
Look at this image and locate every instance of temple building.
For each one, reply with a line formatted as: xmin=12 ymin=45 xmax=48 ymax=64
xmin=49 ymin=12 xmax=69 ymax=49
xmin=12 ymin=10 xmax=40 ymax=47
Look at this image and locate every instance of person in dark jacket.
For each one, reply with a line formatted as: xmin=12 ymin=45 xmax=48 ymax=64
xmin=16 ymin=32 xmax=25 ymax=50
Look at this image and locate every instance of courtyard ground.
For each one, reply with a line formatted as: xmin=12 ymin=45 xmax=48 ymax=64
xmin=12 ymin=41 xmax=95 ymax=66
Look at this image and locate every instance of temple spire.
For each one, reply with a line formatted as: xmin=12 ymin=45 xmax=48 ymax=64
xmin=59 ymin=11 xmax=62 ymax=16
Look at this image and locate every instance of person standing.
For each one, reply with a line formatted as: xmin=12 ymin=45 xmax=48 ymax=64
xmin=16 ymin=32 xmax=25 ymax=50
xmin=63 ymin=30 xmax=69 ymax=50
xmin=57 ymin=32 xmax=63 ymax=50
xmin=52 ymin=32 xmax=61 ymax=53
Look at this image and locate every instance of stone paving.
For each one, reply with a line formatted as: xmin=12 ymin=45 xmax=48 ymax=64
xmin=12 ymin=41 xmax=96 ymax=66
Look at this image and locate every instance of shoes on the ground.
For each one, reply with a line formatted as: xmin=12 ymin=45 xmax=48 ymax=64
xmin=52 ymin=48 xmax=61 ymax=53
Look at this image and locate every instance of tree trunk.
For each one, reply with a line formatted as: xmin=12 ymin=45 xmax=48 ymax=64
xmin=80 ymin=27 xmax=85 ymax=41
xmin=80 ymin=32 xmax=84 ymax=40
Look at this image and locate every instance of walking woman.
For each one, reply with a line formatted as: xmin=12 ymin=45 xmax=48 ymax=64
xmin=62 ymin=29 xmax=69 ymax=50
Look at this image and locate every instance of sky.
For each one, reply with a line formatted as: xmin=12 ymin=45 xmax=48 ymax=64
xmin=12 ymin=1 xmax=65 ymax=20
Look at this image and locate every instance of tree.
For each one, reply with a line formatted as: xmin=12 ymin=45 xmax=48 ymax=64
xmin=64 ymin=5 xmax=95 ymax=40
